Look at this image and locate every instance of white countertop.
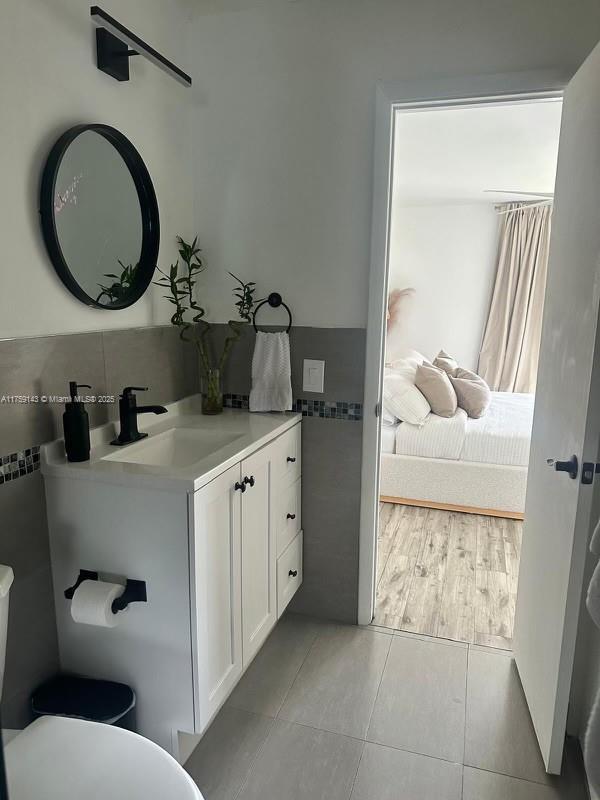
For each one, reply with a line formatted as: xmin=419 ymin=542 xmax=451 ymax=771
xmin=42 ymin=395 xmax=301 ymax=493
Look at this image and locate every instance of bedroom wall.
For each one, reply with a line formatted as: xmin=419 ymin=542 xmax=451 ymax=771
xmin=387 ymin=203 xmax=499 ymax=369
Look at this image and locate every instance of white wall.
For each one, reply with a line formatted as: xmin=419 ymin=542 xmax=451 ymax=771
xmin=0 ymin=0 xmax=195 ymax=339
xmin=189 ymin=0 xmax=600 ymax=327
xmin=387 ymin=204 xmax=498 ymax=369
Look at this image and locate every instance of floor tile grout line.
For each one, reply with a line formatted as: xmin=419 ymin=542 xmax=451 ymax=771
xmin=462 ymin=762 xmax=564 ymax=789
xmin=463 ymin=644 xmax=471 ymax=794
xmin=274 ymin=622 xmax=329 ymax=720
xmin=362 ymin=627 xmax=394 ymax=741
xmin=346 ymin=740 xmax=367 ymax=800
xmin=231 ymin=715 xmax=277 ymax=800
xmin=264 ymin=713 xmax=467 ymax=769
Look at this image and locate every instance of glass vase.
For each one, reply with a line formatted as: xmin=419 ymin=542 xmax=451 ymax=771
xmin=201 ymin=368 xmax=223 ymax=415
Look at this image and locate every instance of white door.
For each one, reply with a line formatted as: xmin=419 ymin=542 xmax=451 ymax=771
xmin=240 ymin=445 xmax=276 ymax=666
xmin=513 ymin=40 xmax=600 ymax=774
xmin=191 ymin=464 xmax=243 ymax=730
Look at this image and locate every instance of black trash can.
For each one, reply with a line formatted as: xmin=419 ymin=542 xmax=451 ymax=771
xmin=31 ymin=675 xmax=136 ymax=731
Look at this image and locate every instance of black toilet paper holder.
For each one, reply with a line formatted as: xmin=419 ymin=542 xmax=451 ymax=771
xmin=64 ymin=570 xmax=147 ymax=614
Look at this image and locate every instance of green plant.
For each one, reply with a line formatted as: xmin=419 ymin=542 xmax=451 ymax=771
xmin=154 ymin=236 xmax=261 ymax=408
xmin=96 ymin=261 xmax=139 ymax=304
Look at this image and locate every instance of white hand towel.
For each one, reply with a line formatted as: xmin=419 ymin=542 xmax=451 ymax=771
xmin=249 ymin=331 xmax=292 ymax=412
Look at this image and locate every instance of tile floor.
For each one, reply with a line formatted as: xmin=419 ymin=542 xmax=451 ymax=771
xmin=185 ymin=614 xmax=587 ymax=800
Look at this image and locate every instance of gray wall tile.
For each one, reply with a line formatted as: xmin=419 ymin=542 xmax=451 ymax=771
xmin=290 ymin=416 xmax=363 ymax=623
xmin=211 ymin=325 xmax=366 ymax=623
xmin=0 ymin=332 xmax=107 ymax=454
xmin=211 ymin=324 xmax=366 ymax=403
xmin=102 ymin=325 xmax=199 ymax=413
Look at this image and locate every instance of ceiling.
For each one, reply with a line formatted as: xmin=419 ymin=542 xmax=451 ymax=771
xmin=393 ymin=99 xmax=562 ymax=206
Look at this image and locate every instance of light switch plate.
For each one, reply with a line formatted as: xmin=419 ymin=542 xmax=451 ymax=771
xmin=303 ymin=359 xmax=325 ymax=393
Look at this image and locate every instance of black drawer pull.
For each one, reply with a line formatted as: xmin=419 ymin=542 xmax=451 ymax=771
xmin=287 ymin=456 xmax=296 ymax=463
xmin=287 ymin=513 xmax=296 ymax=520
xmin=244 ymin=475 xmax=255 ymax=488
xmin=288 ymin=569 xmax=298 ymax=577
xmin=234 ymin=481 xmax=246 ymax=493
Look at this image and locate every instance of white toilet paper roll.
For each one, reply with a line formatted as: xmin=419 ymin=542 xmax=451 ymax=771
xmin=70 ymin=580 xmax=126 ymax=628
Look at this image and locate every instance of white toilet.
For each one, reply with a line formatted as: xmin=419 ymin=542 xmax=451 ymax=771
xmin=0 ymin=565 xmax=204 ymax=799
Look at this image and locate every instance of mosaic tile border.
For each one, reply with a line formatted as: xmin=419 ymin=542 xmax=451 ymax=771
xmin=0 ymin=399 xmax=362 ymax=488
xmin=0 ymin=446 xmax=40 ymax=485
xmin=223 ymin=394 xmax=363 ymax=421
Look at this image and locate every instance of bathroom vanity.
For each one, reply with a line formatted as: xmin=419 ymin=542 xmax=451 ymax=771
xmin=42 ymin=397 xmax=302 ymax=757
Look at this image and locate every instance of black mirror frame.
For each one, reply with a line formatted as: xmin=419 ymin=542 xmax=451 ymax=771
xmin=39 ymin=124 xmax=160 ymax=310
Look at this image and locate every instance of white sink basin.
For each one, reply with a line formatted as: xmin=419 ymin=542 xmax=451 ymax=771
xmin=102 ymin=427 xmax=244 ymax=469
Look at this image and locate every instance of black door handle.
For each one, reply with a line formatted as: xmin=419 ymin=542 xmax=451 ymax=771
xmin=287 ymin=513 xmax=296 ymax=520
xmin=234 ymin=481 xmax=246 ymax=493
xmin=288 ymin=569 xmax=298 ymax=577
xmin=548 ymin=455 xmax=578 ymax=480
xmin=287 ymin=456 xmax=296 ymax=463
xmin=244 ymin=475 xmax=255 ymax=488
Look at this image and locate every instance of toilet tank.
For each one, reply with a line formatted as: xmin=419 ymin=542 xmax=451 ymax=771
xmin=0 ymin=565 xmax=14 ymax=698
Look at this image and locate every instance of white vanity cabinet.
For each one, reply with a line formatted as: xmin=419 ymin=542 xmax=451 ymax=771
xmin=190 ymin=442 xmax=279 ymax=729
xmin=42 ymin=407 xmax=301 ymax=757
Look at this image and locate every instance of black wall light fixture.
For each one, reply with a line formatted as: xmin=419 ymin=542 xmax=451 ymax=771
xmin=90 ymin=6 xmax=192 ymax=87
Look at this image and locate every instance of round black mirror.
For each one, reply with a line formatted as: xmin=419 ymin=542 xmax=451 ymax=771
xmin=39 ymin=124 xmax=159 ymax=309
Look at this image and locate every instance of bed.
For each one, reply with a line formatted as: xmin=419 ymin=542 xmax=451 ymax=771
xmin=380 ymin=391 xmax=534 ymax=519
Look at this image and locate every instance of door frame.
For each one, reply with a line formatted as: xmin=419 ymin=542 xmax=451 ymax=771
xmin=358 ymin=70 xmax=568 ymax=626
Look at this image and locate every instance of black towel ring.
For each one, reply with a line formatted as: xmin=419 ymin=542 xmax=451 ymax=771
xmin=252 ymin=292 xmax=293 ymax=333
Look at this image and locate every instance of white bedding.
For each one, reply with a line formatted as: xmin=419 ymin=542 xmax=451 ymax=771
xmin=394 ymin=392 xmax=534 ymax=467
xmin=381 ymin=423 xmax=398 ymax=454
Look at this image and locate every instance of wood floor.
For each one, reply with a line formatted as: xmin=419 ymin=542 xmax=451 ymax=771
xmin=374 ymin=502 xmax=522 ymax=650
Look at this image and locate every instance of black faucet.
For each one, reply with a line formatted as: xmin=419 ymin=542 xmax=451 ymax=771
xmin=110 ymin=386 xmax=168 ymax=446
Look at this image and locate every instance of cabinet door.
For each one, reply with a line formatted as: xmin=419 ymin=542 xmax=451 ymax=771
xmin=191 ymin=464 xmax=242 ymax=730
xmin=240 ymin=444 xmax=276 ymax=666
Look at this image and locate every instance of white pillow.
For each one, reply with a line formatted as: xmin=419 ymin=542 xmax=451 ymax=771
xmin=386 ymin=350 xmax=427 ymax=370
xmin=382 ymin=406 xmax=398 ymax=426
xmin=383 ymin=365 xmax=430 ymax=426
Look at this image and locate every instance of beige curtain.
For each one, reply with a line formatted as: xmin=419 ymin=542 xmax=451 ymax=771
xmin=478 ymin=202 xmax=552 ymax=393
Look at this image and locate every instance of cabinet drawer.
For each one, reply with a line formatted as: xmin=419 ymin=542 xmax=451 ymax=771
xmin=277 ymin=478 xmax=301 ymax=557
xmin=275 ymin=424 xmax=301 ymax=490
xmin=277 ymin=531 xmax=303 ymax=618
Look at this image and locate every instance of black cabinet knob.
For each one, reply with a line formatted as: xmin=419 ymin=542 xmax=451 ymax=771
xmin=288 ymin=569 xmax=298 ymax=577
xmin=244 ymin=475 xmax=255 ymax=488
xmin=234 ymin=481 xmax=246 ymax=493
xmin=287 ymin=513 xmax=296 ymax=520
xmin=287 ymin=456 xmax=296 ymax=463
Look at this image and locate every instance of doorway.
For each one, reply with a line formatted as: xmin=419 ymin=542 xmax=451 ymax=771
xmin=373 ymin=99 xmax=562 ymax=648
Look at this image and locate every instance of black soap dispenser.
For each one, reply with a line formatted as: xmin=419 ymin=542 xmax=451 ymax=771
xmin=63 ymin=382 xmax=92 ymax=462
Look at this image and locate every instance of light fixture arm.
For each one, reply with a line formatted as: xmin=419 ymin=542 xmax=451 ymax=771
xmin=90 ymin=6 xmax=192 ymax=87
